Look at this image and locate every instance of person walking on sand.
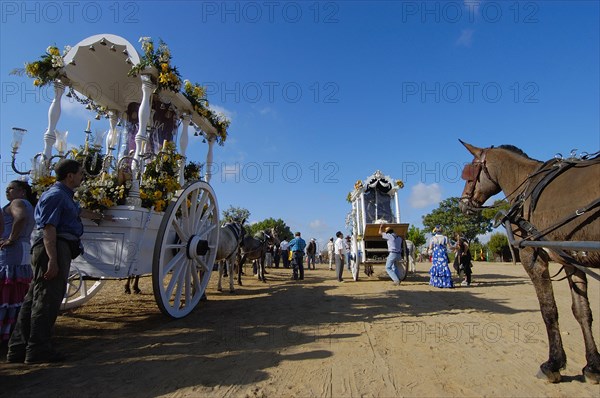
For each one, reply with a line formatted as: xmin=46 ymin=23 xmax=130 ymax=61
xmin=454 ymin=233 xmax=473 ymax=286
xmin=288 ymin=232 xmax=306 ymax=280
xmin=280 ymin=238 xmax=290 ymax=269
xmin=379 ymin=224 xmax=404 ymax=286
xmin=0 ymin=181 xmax=36 ymax=344
xmin=428 ymin=226 xmax=453 ymax=288
xmin=327 ymin=237 xmax=334 ymax=270
xmin=306 ymin=238 xmax=317 ymax=270
xmin=334 ymin=231 xmax=345 ymax=282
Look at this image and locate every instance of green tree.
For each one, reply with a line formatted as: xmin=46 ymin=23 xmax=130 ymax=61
xmin=487 ymin=232 xmax=509 ymax=257
xmin=422 ymin=197 xmax=493 ymax=242
xmin=481 ymin=199 xmax=511 ymax=227
xmin=222 ymin=205 xmax=250 ymax=224
xmin=406 ymin=225 xmax=426 ymax=249
xmin=249 ymin=218 xmax=293 ymax=241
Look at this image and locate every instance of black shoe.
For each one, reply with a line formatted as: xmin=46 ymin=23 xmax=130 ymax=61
xmin=6 ymin=353 xmax=25 ymax=363
xmin=25 ymin=351 xmax=66 ymax=364
xmin=299 ymin=277 xmax=304 ymax=280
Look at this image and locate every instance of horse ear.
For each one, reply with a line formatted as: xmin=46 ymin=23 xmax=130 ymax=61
xmin=459 ymin=139 xmax=483 ymax=158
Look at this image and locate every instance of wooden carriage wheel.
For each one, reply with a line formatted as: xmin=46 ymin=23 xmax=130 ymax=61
xmin=152 ymin=181 xmax=219 ymax=318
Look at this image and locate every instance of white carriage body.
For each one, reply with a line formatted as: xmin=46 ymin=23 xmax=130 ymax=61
xmin=72 ymin=206 xmax=162 ymax=278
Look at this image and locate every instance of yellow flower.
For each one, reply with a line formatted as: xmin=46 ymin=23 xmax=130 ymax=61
xmin=47 ymin=46 xmax=60 ymax=56
xmin=155 ymin=200 xmax=166 ymax=212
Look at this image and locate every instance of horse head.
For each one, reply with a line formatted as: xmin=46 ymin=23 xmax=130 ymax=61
xmin=458 ymin=140 xmax=502 ymax=215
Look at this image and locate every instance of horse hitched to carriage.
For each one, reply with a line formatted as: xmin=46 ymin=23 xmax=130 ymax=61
xmin=459 ymin=140 xmax=600 ymax=384
xmin=9 ymin=34 xmax=231 ymax=319
xmin=347 ymin=170 xmax=410 ymax=281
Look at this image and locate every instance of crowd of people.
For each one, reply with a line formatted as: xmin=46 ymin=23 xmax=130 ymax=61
xmin=263 ymin=224 xmax=473 ymax=290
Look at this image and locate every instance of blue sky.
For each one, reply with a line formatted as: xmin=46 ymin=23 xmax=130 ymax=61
xmin=1 ymin=1 xmax=599 ymax=250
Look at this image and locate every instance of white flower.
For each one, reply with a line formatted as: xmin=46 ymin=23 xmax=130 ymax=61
xmin=51 ymin=55 xmax=64 ymax=68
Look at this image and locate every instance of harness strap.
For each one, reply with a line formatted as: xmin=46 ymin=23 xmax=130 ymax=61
xmin=222 ymin=223 xmax=243 ymax=260
xmin=510 ymin=217 xmax=600 ymax=282
xmin=525 ymin=198 xmax=600 ymax=241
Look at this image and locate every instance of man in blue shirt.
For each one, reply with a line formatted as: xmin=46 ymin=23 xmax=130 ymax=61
xmin=379 ymin=224 xmax=404 ymax=286
xmin=8 ymin=159 xmax=106 ymax=364
xmin=288 ymin=232 xmax=306 ymax=280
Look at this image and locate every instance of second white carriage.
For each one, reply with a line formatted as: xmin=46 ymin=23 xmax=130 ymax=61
xmin=348 ymin=170 xmax=410 ymax=281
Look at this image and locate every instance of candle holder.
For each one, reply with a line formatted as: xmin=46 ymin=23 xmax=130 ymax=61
xmin=10 ymin=127 xmax=32 ymax=175
xmin=53 ymin=129 xmax=68 ymax=156
xmin=11 ymin=127 xmax=26 ymax=151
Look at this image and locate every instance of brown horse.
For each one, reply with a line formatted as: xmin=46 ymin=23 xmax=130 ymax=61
xmin=458 ymin=140 xmax=600 ymax=384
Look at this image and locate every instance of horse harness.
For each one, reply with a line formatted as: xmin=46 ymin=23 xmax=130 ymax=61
xmin=462 ymin=149 xmax=600 ymax=282
xmin=242 ymin=231 xmax=272 ymax=257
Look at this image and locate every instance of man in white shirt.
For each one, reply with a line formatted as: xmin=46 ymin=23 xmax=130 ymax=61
xmin=280 ymin=239 xmax=290 ymax=269
xmin=334 ymin=231 xmax=345 ymax=282
xmin=326 ymin=238 xmax=335 ymax=270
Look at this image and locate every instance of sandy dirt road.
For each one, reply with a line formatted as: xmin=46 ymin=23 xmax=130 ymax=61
xmin=1 ymin=261 xmax=599 ymax=397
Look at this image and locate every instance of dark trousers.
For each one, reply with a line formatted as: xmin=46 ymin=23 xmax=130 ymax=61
xmin=292 ymin=252 xmax=304 ymax=280
xmin=281 ymin=250 xmax=290 ymax=268
xmin=8 ymin=240 xmax=72 ymax=359
xmin=461 ymin=262 xmax=473 ymax=284
xmin=307 ymin=253 xmax=316 ymax=269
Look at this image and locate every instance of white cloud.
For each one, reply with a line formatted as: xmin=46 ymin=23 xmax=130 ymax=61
xmin=455 ymin=29 xmax=474 ymax=47
xmin=409 ymin=183 xmax=442 ymax=208
xmin=61 ymin=96 xmax=95 ymax=120
xmin=309 ymin=219 xmax=328 ymax=231
xmin=259 ymin=106 xmax=273 ymax=115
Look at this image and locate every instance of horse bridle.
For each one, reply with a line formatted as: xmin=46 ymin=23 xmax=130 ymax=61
xmin=460 ymin=148 xmax=497 ymax=210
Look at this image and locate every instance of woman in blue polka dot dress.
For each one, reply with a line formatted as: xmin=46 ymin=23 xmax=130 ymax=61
xmin=428 ymin=226 xmax=454 ymax=288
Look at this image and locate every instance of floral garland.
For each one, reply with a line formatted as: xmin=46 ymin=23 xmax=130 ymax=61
xmin=182 ymin=80 xmax=230 ymax=145
xmin=129 ymin=37 xmax=182 ymax=92
xmin=76 ymin=173 xmax=127 ymax=212
xmin=11 ymin=45 xmax=70 ymax=87
xmin=140 ymin=141 xmax=182 ymax=212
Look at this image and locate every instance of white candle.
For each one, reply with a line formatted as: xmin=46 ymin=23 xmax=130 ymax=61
xmin=110 ymin=128 xmax=119 ymax=148
xmin=86 ymin=120 xmax=91 ymax=131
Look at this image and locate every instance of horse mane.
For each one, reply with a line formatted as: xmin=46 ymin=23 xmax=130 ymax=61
xmin=495 ymin=144 xmax=536 ymax=160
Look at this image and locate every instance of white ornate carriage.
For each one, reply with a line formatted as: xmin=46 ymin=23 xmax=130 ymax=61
xmin=348 ymin=170 xmax=409 ymax=281
xmin=10 ymin=34 xmax=226 ymax=318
